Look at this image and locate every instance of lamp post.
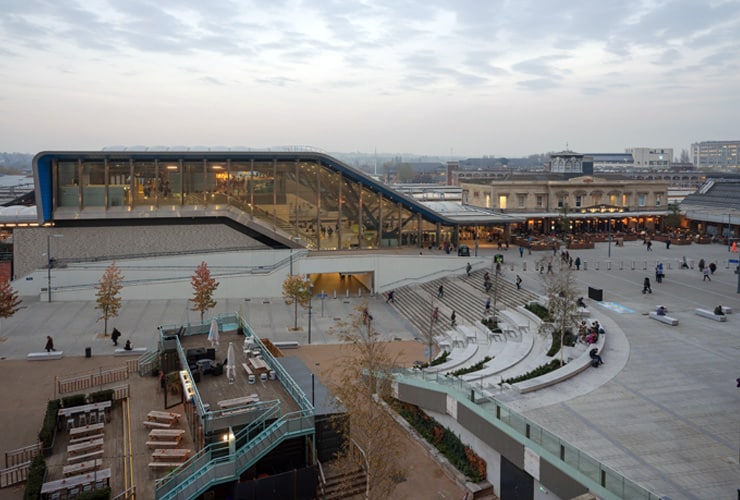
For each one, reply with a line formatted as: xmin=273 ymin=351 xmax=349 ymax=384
xmin=307 ymin=281 xmax=314 ymax=345
xmin=607 ymin=216 xmax=612 ymax=258
xmin=47 ymin=234 xmax=63 ymax=303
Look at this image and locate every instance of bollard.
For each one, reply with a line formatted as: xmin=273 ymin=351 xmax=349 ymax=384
xmin=631 ymin=261 xmax=635 ymax=270
xmin=523 ymin=262 xmax=527 ymax=272
xmin=667 ymin=263 xmax=672 ymax=270
xmin=595 ymin=262 xmax=600 ymax=270
xmin=510 ymin=263 xmax=514 ymax=271
xmin=358 ymin=289 xmax=362 ymax=297
xmin=333 ymin=290 xmax=337 ymax=299
xmin=619 ymin=261 xmax=623 ymax=270
xmin=643 ymin=261 xmax=647 ymax=270
xmin=583 ymin=261 xmax=588 ymax=270
xmin=346 ymin=289 xmax=350 ymax=298
xmin=607 ymin=261 xmax=612 ymax=270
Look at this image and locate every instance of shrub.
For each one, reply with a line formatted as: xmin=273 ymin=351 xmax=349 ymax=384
xmin=23 ymin=453 xmax=46 ymax=500
xmin=449 ymin=356 xmax=492 ymax=377
xmin=89 ymin=389 xmax=114 ymax=403
xmin=76 ymin=488 xmax=111 ymax=500
xmin=525 ymin=303 xmax=551 ymax=321
xmin=546 ymin=329 xmax=576 ymax=357
xmin=503 ymin=359 xmax=565 ymax=384
xmin=38 ymin=399 xmax=60 ymax=449
xmin=61 ymin=393 xmax=87 ymax=408
xmin=416 ymin=350 xmax=450 ymax=369
xmin=480 ymin=318 xmax=501 ymax=332
xmin=390 ymin=399 xmax=486 ymax=482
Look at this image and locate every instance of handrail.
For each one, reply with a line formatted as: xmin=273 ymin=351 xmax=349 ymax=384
xmin=350 ymin=438 xmax=370 ymax=500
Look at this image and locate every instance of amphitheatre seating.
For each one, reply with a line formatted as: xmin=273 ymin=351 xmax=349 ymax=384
xmin=695 ymin=309 xmax=727 ymax=322
xmin=498 ymin=310 xmax=530 ymax=334
xmin=648 ymin=312 xmax=678 ymax=325
xmin=425 ymin=343 xmax=479 ymax=373
xmin=27 ymin=351 xmax=63 ymax=360
xmin=461 ymin=333 xmax=534 ymax=382
xmin=512 ymin=330 xmax=607 ymax=394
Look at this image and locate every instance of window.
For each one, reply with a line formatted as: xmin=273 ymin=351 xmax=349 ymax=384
xmin=638 ymin=194 xmax=646 ymax=207
xmin=575 ymin=195 xmax=582 ymax=208
xmin=498 ymin=195 xmax=507 ymax=209
xmin=557 ymin=197 xmax=564 ymax=209
xmin=536 ymin=195 xmax=544 ymax=208
xmin=656 ymin=194 xmax=662 ymax=206
xmin=518 ymin=194 xmax=526 ymax=208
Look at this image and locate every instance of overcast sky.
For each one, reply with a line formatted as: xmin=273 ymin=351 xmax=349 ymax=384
xmin=1 ymin=0 xmax=739 ymax=158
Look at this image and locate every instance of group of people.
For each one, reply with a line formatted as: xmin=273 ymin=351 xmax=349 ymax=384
xmin=578 ymin=320 xmax=603 ymax=344
xmin=44 ymin=329 xmax=133 ymax=353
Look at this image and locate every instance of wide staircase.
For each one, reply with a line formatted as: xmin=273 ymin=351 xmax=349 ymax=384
xmin=318 ymin=461 xmax=367 ymax=499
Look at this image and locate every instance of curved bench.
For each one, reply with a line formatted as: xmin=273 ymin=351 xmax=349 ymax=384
xmin=461 ymin=333 xmax=534 ymax=382
xmin=512 ymin=332 xmax=606 ymax=394
xmin=425 ymin=343 xmax=479 ymax=373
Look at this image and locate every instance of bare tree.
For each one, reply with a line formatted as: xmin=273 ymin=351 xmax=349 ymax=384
xmin=541 ymin=265 xmax=580 ymax=365
xmin=190 ymin=261 xmax=219 ymax=322
xmin=0 ymin=280 xmax=22 ymax=336
xmin=282 ymin=274 xmax=312 ymax=331
xmin=95 ymin=262 xmax=123 ymax=336
xmin=328 ymin=302 xmax=405 ymax=499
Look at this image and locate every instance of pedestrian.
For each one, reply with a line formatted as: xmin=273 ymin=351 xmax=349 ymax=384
xmin=437 ymin=284 xmax=444 ymax=299
xmin=665 ymin=240 xmax=671 ymax=249
xmin=485 ymin=298 xmax=491 ymax=313
xmin=575 ymin=257 xmax=581 ymax=270
xmin=432 ymin=307 xmax=439 ymax=322
xmin=709 ymin=262 xmax=717 ymax=274
xmin=45 ymin=336 xmax=55 ymax=352
xmin=519 ymin=246 xmax=524 ymax=258
xmin=386 ymin=290 xmax=395 ymax=303
xmin=703 ymin=267 xmax=711 ymax=281
xmin=515 ymin=274 xmax=522 ymax=290
xmin=450 ymin=310 xmax=456 ymax=327
xmin=495 ymin=262 xmax=501 ymax=275
xmin=698 ymin=258 xmax=705 ymax=272
xmin=111 ymin=327 xmax=121 ymax=346
xmin=466 ymin=262 xmax=472 ymax=277
xmin=646 ymin=240 xmax=652 ymax=251
xmin=547 ymin=262 xmax=553 ymax=274
xmin=642 ymin=277 xmax=652 ymax=294
xmin=655 ymin=263 xmax=664 ymax=283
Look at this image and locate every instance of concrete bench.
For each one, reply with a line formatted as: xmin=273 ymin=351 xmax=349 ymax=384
xmin=273 ymin=341 xmax=299 ymax=349
xmin=114 ymin=347 xmax=147 ymax=356
xmin=695 ymin=309 xmax=727 ymax=322
xmin=720 ymin=306 xmax=732 ymax=314
xmin=648 ymin=312 xmax=678 ymax=325
xmin=27 ymin=351 xmax=63 ymax=360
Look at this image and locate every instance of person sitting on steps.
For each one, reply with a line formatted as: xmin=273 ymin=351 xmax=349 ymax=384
xmin=124 ymin=339 xmax=133 ymax=351
xmin=590 ymin=348 xmax=604 ymax=367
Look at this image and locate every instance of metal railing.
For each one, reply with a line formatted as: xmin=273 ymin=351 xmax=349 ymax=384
xmin=395 ymin=370 xmax=662 ymax=500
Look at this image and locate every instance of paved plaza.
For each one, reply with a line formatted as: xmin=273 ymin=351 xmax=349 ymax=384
xmin=0 ymin=238 xmax=738 ymax=499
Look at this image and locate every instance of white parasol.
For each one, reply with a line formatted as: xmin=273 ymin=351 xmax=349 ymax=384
xmin=207 ymin=317 xmax=220 ymax=348
xmin=226 ymin=342 xmax=236 ymax=384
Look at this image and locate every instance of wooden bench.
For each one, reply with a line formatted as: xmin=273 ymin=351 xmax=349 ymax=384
xmin=148 ymin=462 xmax=182 ymax=469
xmin=218 ymin=394 xmax=259 ymax=409
xmin=648 ymin=312 xmax=678 ymax=325
xmin=114 ymin=347 xmax=147 ymax=356
xmin=147 ymin=440 xmax=179 ymax=448
xmin=695 ymin=309 xmax=728 ymax=322
xmin=63 ymin=459 xmax=103 ymax=477
xmin=66 ymin=449 xmax=104 ymax=464
xmin=27 ymin=351 xmax=63 ymax=360
xmin=273 ymin=340 xmax=299 ymax=349
xmin=69 ymin=433 xmax=104 ymax=445
xmin=143 ymin=420 xmax=172 ymax=429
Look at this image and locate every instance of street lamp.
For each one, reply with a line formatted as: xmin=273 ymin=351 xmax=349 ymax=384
xmin=47 ymin=234 xmax=63 ymax=303
xmin=307 ymin=279 xmax=314 ymax=344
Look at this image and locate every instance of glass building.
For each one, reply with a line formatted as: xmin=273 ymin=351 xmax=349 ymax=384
xmin=34 ymin=148 xmax=519 ymax=250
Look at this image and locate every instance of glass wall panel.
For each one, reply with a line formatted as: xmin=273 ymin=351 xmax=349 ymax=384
xmin=399 ymin=206 xmax=418 ymax=247
xmin=339 ymin=176 xmax=362 ymax=249
xmin=317 ymin=166 xmax=341 ymax=250
xmin=81 ymin=161 xmax=105 ymax=208
xmin=57 ymin=160 xmax=79 ymax=208
xmin=183 ymin=161 xmax=205 ymax=206
xmin=274 ymin=160 xmax=297 ymax=239
xmin=360 ymin=186 xmax=379 ymax=248
xmin=132 ymin=161 xmax=156 ymax=207
xmin=206 ymin=160 xmax=228 ymax=206
xmin=159 ymin=161 xmax=180 ymax=207
xmin=251 ymin=160 xmax=275 ymax=227
xmin=108 ymin=160 xmax=132 ymax=208
xmin=229 ymin=161 xmax=251 ymax=213
xmin=380 ymin=197 xmax=399 ymax=248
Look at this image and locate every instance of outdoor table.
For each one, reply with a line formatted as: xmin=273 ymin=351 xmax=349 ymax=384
xmin=69 ymin=422 xmax=105 ymax=439
xmin=67 ymin=437 xmax=104 ymax=456
xmin=63 ymin=459 xmax=103 ymax=477
xmin=41 ymin=468 xmax=111 ymax=496
xmin=58 ymin=400 xmax=111 ymax=418
xmin=149 ymin=429 xmax=186 ymax=440
xmin=147 ymin=410 xmax=181 ymax=424
xmin=152 ymin=448 xmax=191 ymax=462
xmin=249 ymin=358 xmax=269 ymax=374
xmin=218 ymin=394 xmax=259 ymax=409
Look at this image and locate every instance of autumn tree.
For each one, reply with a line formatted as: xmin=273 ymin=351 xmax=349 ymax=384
xmin=282 ymin=274 xmax=312 ymax=331
xmin=0 ymin=280 xmax=22 ymax=334
xmin=328 ymin=302 xmax=405 ymax=499
xmin=541 ymin=265 xmax=580 ymax=365
xmin=95 ymin=262 xmax=124 ymax=336
xmin=190 ymin=261 xmax=219 ymax=322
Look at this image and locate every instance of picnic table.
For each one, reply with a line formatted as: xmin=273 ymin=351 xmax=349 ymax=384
xmin=151 ymin=448 xmax=192 ymax=462
xmin=217 ymin=394 xmax=259 ymax=409
xmin=249 ymin=358 xmax=269 ymax=374
xmin=69 ymin=422 xmax=105 ymax=439
xmin=58 ymin=400 xmax=111 ymax=418
xmin=67 ymin=437 xmax=104 ymax=457
xmin=149 ymin=429 xmax=186 ymax=440
xmin=41 ymin=468 xmax=111 ymax=496
xmin=63 ymin=459 xmax=103 ymax=477
xmin=147 ymin=410 xmax=181 ymax=424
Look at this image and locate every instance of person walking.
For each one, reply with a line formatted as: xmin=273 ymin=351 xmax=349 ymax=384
xmin=655 ymin=263 xmax=664 ymax=283
xmin=450 ymin=310 xmax=457 ymax=327
xmin=485 ymin=298 xmax=491 ymax=314
xmin=575 ymin=256 xmax=581 ymax=270
xmin=45 ymin=336 xmax=55 ymax=352
xmin=432 ymin=307 xmax=439 ymax=323
xmin=703 ymin=267 xmax=711 ymax=281
xmin=111 ymin=327 xmax=121 ymax=346
xmin=519 ymin=246 xmax=524 ymax=258
xmin=646 ymin=240 xmax=653 ymax=251
xmin=386 ymin=290 xmax=395 ymax=303
xmin=642 ymin=277 xmax=652 ymax=294
xmin=515 ymin=274 xmax=522 ymax=289
xmin=437 ymin=284 xmax=444 ymax=299
xmin=466 ymin=262 xmax=472 ymax=277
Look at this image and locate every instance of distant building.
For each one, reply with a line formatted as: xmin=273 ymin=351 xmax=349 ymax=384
xmin=690 ymin=140 xmax=740 ymax=169
xmin=626 ymin=147 xmax=672 ymax=169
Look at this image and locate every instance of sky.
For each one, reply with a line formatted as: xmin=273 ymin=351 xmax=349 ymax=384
xmin=1 ymin=0 xmax=739 ymax=158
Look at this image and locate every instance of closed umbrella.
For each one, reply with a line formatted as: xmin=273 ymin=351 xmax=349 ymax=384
xmin=208 ymin=318 xmax=220 ymax=348
xmin=226 ymin=342 xmax=236 ymax=384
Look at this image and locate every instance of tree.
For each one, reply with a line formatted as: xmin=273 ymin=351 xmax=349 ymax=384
xmin=664 ymin=202 xmax=682 ymax=231
xmin=0 ymin=280 xmax=22 ymax=324
xmin=282 ymin=274 xmax=312 ymax=331
xmin=328 ymin=302 xmax=405 ymax=499
xmin=95 ymin=262 xmax=124 ymax=336
xmin=541 ymin=264 xmax=580 ymax=365
xmin=190 ymin=261 xmax=219 ymax=322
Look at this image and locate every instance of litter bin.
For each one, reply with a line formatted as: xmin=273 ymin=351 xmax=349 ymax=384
xmin=588 ymin=286 xmax=603 ymax=302
xmin=85 ymin=347 xmax=92 ymax=358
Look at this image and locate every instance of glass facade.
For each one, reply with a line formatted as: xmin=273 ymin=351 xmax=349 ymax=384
xmin=47 ymin=154 xmax=455 ymax=250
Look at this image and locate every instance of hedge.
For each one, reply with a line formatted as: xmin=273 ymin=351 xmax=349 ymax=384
xmin=76 ymin=488 xmax=111 ymax=500
xmin=525 ymin=303 xmax=551 ymax=321
xmin=89 ymin=389 xmax=114 ymax=403
xmin=61 ymin=393 xmax=87 ymax=408
xmin=23 ymin=454 xmax=46 ymax=500
xmin=38 ymin=399 xmax=59 ymax=449
xmin=503 ymin=359 xmax=565 ymax=384
xmin=546 ymin=329 xmax=576 ymax=357
xmin=449 ymin=356 xmax=492 ymax=377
